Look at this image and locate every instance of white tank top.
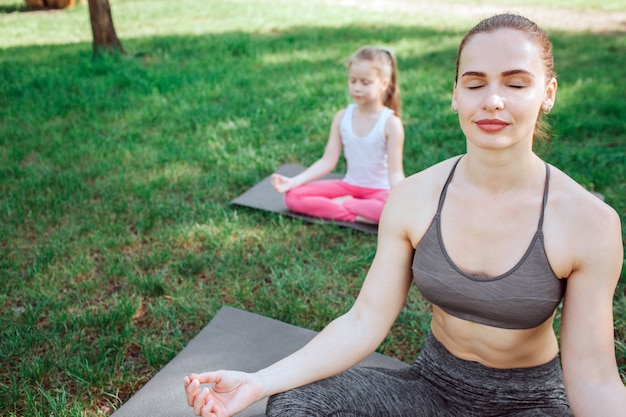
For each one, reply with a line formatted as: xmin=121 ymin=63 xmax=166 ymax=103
xmin=340 ymin=104 xmax=393 ymax=189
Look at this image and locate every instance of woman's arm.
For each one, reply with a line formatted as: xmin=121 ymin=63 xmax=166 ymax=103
xmin=185 ymin=196 xmax=415 ymax=416
xmin=385 ymin=114 xmax=405 ymax=187
xmin=255 ymin=186 xmax=415 ymax=396
xmin=185 ymin=165 xmax=446 ymax=417
xmin=558 ymin=191 xmax=626 ymax=416
xmin=272 ymin=110 xmax=345 ymax=193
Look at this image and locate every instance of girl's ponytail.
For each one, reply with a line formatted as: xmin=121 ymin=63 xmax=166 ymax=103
xmin=383 ymin=49 xmax=401 ymax=117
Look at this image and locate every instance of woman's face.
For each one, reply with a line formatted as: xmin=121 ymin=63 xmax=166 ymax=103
xmin=452 ymin=28 xmax=556 ymax=152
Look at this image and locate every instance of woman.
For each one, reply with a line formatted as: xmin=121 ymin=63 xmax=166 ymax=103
xmin=185 ymin=14 xmax=625 ymax=416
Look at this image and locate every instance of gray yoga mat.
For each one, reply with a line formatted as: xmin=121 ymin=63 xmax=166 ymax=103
xmin=112 ymin=306 xmax=407 ymax=417
xmin=230 ymin=164 xmax=379 ymax=234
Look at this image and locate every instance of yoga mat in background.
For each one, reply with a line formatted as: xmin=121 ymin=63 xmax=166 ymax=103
xmin=230 ymin=164 xmax=378 ymax=234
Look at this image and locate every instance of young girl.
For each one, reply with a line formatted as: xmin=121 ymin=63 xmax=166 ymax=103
xmin=185 ymin=14 xmax=626 ymax=417
xmin=270 ymin=46 xmax=405 ymax=224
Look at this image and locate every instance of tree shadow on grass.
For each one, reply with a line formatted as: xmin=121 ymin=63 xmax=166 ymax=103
xmin=0 ymin=24 xmax=623 ymax=240
xmin=0 ymin=4 xmax=68 ymax=13
xmin=0 ymin=23 xmax=623 ymax=235
xmin=0 ymin=5 xmax=23 ymax=12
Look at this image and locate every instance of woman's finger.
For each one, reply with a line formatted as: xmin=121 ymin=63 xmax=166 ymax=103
xmin=193 ymin=387 xmax=210 ymax=415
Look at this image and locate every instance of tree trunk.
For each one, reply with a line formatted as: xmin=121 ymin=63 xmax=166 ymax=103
xmin=87 ymin=0 xmax=125 ymax=56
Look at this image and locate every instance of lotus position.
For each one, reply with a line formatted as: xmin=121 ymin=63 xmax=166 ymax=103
xmin=271 ymin=46 xmax=405 ymax=224
xmin=185 ymin=14 xmax=626 ymax=417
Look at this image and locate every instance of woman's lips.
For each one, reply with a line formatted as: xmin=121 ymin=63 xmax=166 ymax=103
xmin=475 ymin=119 xmax=509 ymax=132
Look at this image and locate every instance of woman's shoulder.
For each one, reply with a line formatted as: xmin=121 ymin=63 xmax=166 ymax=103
xmin=403 ymin=156 xmax=461 ymax=187
xmin=544 ymin=163 xmax=622 ymax=277
xmin=384 ymin=156 xmax=462 ymax=243
xmin=547 ymin=164 xmax=619 ymax=225
xmin=395 ymin=157 xmax=460 ymax=206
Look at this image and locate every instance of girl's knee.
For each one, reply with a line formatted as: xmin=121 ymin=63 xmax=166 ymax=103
xmin=283 ymin=189 xmax=301 ymax=210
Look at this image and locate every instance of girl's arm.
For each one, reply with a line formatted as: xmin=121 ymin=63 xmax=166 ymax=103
xmin=272 ymin=110 xmax=345 ymax=193
xmin=559 ymin=192 xmax=626 ymax=416
xmin=385 ymin=114 xmax=405 ymax=187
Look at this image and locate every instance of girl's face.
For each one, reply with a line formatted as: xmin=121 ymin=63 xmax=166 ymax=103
xmin=348 ymin=60 xmax=389 ymax=107
xmin=452 ymin=29 xmax=557 ymax=152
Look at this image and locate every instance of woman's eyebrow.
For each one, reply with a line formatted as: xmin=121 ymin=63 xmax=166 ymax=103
xmin=461 ymin=71 xmax=485 ymax=78
xmin=502 ymin=69 xmax=534 ymax=78
xmin=461 ymin=69 xmax=535 ymax=78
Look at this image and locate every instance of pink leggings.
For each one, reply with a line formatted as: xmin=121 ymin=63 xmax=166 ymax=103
xmin=284 ymin=180 xmax=389 ymax=223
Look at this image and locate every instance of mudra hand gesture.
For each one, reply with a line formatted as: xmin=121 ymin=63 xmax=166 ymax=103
xmin=184 ymin=371 xmax=263 ymax=417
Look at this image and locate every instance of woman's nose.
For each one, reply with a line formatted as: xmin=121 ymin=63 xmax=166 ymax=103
xmin=482 ymin=91 xmax=504 ymax=111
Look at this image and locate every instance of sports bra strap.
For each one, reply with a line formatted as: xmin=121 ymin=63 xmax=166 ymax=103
xmin=435 ymin=156 xmax=464 ymax=215
xmin=435 ymin=156 xmax=550 ymax=233
xmin=538 ymin=162 xmax=550 ymax=232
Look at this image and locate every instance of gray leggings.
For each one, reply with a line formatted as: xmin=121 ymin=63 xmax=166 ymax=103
xmin=266 ymin=332 xmax=572 ymax=417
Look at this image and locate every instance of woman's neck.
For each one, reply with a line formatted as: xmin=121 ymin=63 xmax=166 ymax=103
xmin=460 ymin=148 xmax=544 ymax=193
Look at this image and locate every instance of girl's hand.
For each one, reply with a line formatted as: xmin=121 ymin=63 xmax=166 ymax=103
xmin=184 ymin=371 xmax=263 ymax=417
xmin=271 ymin=174 xmax=295 ymax=193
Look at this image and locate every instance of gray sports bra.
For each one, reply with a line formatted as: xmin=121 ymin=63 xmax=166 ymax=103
xmin=412 ymin=157 xmax=566 ymax=329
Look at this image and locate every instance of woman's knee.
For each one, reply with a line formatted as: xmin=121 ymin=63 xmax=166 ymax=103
xmin=265 ymin=389 xmax=324 ymax=417
xmin=509 ymin=409 xmax=572 ymax=417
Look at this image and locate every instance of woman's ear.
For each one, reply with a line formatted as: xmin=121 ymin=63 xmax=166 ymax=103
xmin=451 ymin=83 xmax=458 ymax=112
xmin=542 ymin=77 xmax=558 ymax=113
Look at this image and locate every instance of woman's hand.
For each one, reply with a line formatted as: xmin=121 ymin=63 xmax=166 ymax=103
xmin=184 ymin=370 xmax=263 ymax=417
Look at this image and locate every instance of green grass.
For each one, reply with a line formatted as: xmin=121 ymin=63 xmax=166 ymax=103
xmin=0 ymin=0 xmax=625 ymax=415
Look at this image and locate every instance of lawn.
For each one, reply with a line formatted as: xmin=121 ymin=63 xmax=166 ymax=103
xmin=0 ymin=0 xmax=624 ymax=415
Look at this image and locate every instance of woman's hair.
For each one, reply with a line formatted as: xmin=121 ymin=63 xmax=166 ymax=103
xmin=349 ymin=46 xmax=402 ymax=117
xmin=455 ymin=14 xmax=556 ymax=144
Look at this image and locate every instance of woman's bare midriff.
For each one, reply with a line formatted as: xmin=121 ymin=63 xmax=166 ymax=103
xmin=430 ymin=305 xmax=560 ymax=369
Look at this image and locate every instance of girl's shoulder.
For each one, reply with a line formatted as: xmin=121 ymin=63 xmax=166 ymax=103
xmin=331 ymin=108 xmax=348 ymax=126
xmin=385 ymin=111 xmax=402 ymax=124
xmin=384 ymin=112 xmax=404 ymax=137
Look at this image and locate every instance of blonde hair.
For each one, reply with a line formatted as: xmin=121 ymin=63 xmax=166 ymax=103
xmin=349 ymin=46 xmax=402 ymax=117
